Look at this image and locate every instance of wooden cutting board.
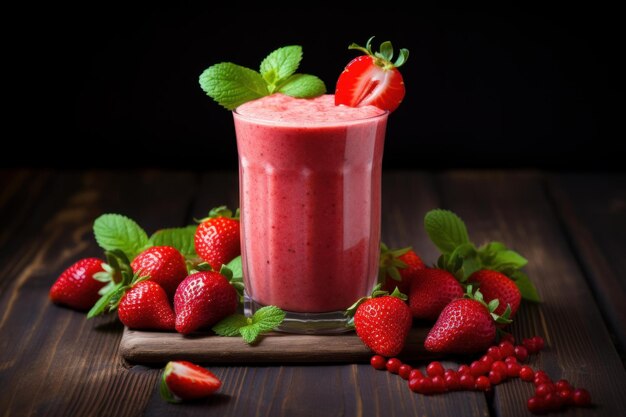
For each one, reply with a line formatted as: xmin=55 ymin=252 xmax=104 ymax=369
xmin=119 ymin=327 xmax=435 ymax=365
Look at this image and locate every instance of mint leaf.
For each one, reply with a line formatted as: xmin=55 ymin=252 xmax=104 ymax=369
xmin=424 ymin=209 xmax=470 ymax=254
xmin=510 ymin=271 xmax=541 ymax=302
xmin=250 ymin=306 xmax=285 ymax=333
xmin=212 ymin=314 xmax=250 ymax=337
xmin=149 ymin=225 xmax=197 ymax=258
xmin=260 ymin=45 xmax=302 ymax=90
xmin=277 ymin=74 xmax=326 ymax=98
xmin=199 ymin=63 xmax=268 ymax=110
xmin=93 ymin=214 xmax=149 ymax=260
xmin=211 ymin=306 xmax=285 ymax=345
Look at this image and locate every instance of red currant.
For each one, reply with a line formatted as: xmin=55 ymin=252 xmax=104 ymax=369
xmin=470 ymin=360 xmax=489 ymax=377
xmin=514 ymin=345 xmax=529 ymax=362
xmin=431 ymin=375 xmax=446 ymax=393
xmin=408 ymin=377 xmax=420 ymax=393
xmin=480 ymin=354 xmax=494 ymax=367
xmin=426 ymin=361 xmax=445 ymax=377
xmin=535 ymin=383 xmax=555 ymax=398
xmin=519 ymin=366 xmax=534 ymax=382
xmin=506 ymin=362 xmax=522 ymax=378
xmin=532 ymin=336 xmax=545 ymax=351
xmin=419 ymin=377 xmax=434 ymax=395
xmin=491 ymin=360 xmax=507 ymax=375
xmin=459 ymin=374 xmax=475 ymax=390
xmin=370 ymin=355 xmax=386 ymax=370
xmin=523 ymin=338 xmax=538 ymax=354
xmin=544 ymin=393 xmax=564 ymax=411
xmin=557 ymin=388 xmax=572 ymax=404
xmin=499 ymin=341 xmax=515 ymax=358
xmin=409 ymin=369 xmax=424 ymax=380
xmin=475 ymin=376 xmax=491 ymax=391
xmin=488 ymin=370 xmax=503 ymax=385
xmin=527 ymin=396 xmax=547 ymax=414
xmin=398 ymin=364 xmax=412 ymax=380
xmin=457 ymin=364 xmax=471 ymax=375
xmin=555 ymin=379 xmax=572 ymax=392
xmin=444 ymin=373 xmax=460 ymax=391
xmin=487 ymin=346 xmax=502 ymax=360
xmin=386 ymin=358 xmax=402 ymax=374
xmin=572 ymin=388 xmax=591 ymax=406
xmin=504 ymin=356 xmax=518 ymax=365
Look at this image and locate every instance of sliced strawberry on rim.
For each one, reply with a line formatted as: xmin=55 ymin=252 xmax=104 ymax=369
xmin=335 ymin=36 xmax=409 ymax=113
xmin=160 ymin=361 xmax=222 ymax=402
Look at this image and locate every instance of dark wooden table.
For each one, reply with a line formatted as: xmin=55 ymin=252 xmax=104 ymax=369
xmin=1 ymin=170 xmax=625 ymax=417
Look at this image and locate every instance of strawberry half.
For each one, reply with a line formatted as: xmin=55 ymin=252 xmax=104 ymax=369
xmin=335 ymin=37 xmax=409 ymax=113
xmin=160 ymin=361 xmax=221 ymax=403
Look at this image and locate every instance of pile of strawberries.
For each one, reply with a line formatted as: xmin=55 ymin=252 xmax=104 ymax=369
xmin=49 ymin=208 xmax=242 ymax=334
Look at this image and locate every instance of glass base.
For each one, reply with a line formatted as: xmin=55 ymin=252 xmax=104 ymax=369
xmin=244 ymin=293 xmax=353 ymax=335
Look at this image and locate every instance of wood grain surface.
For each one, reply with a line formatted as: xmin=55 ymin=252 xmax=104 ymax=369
xmin=1 ymin=170 xmax=625 ymax=417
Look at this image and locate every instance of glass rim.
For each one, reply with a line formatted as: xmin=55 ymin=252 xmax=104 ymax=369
xmin=232 ymin=106 xmax=389 ymax=127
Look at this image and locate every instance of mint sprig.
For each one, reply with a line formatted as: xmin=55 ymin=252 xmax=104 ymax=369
xmin=212 ymin=306 xmax=285 ymax=344
xmin=425 ymin=209 xmax=540 ymax=302
xmin=93 ymin=214 xmax=149 ymax=261
xmin=199 ymin=45 xmax=326 ymax=110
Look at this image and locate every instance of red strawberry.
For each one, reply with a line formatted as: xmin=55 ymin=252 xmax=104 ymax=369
xmin=469 ymin=270 xmax=521 ymax=317
xmin=379 ymin=244 xmax=425 ymax=294
xmin=50 ymin=258 xmax=107 ymax=310
xmin=131 ymin=246 xmax=187 ymax=298
xmin=409 ymin=268 xmax=464 ymax=320
xmin=117 ymin=280 xmax=175 ymax=330
xmin=335 ymin=37 xmax=409 ymax=113
xmin=174 ymin=271 xmax=238 ymax=334
xmin=160 ymin=361 xmax=221 ymax=402
xmin=424 ymin=288 xmax=512 ymax=354
xmin=350 ymin=288 xmax=412 ymax=357
xmin=194 ymin=206 xmax=240 ymax=270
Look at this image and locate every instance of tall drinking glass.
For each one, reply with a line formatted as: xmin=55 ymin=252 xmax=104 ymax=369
xmin=233 ymin=95 xmax=388 ymax=333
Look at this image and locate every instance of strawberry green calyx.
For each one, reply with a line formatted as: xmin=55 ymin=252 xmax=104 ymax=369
xmin=349 ymin=36 xmax=409 ymax=70
xmin=465 ymin=285 xmax=512 ymax=325
xmin=160 ymin=363 xmax=180 ymax=404
xmin=378 ymin=242 xmax=411 ymax=283
xmin=198 ymin=206 xmax=240 ymax=223
xmin=345 ymin=283 xmax=408 ymax=318
xmin=87 ymin=251 xmax=149 ymax=318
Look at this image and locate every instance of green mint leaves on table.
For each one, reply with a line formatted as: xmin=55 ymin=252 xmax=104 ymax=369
xmin=199 ymin=45 xmax=327 ymax=110
xmin=213 ymin=306 xmax=286 ymax=344
xmin=424 ymin=209 xmax=541 ymax=302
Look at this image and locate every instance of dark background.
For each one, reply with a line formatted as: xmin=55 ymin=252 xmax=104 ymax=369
xmin=6 ymin=5 xmax=623 ymax=170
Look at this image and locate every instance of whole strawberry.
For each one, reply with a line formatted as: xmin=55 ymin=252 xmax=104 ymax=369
xmin=348 ymin=287 xmax=412 ymax=357
xmin=118 ymin=280 xmax=175 ymax=331
xmin=409 ymin=268 xmax=463 ymax=320
xmin=379 ymin=244 xmax=425 ymax=294
xmin=50 ymin=258 xmax=107 ymax=310
xmin=335 ymin=37 xmax=409 ymax=112
xmin=174 ymin=271 xmax=238 ymax=334
xmin=194 ymin=206 xmax=240 ymax=270
xmin=131 ymin=246 xmax=187 ymax=298
xmin=424 ymin=287 xmax=512 ymax=354
xmin=469 ymin=270 xmax=521 ymax=317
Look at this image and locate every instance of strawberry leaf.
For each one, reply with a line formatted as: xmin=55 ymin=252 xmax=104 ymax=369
xmin=424 ymin=209 xmax=470 ymax=254
xmin=510 ymin=270 xmax=541 ymax=302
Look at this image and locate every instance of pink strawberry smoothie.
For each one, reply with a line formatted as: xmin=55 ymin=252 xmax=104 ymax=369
xmin=234 ymin=94 xmax=387 ymax=313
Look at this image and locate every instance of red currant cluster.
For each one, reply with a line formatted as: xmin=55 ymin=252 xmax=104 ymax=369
xmin=370 ymin=334 xmax=592 ymax=414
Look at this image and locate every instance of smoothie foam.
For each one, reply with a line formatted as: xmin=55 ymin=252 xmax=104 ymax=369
xmin=235 ymin=94 xmax=387 ymax=313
